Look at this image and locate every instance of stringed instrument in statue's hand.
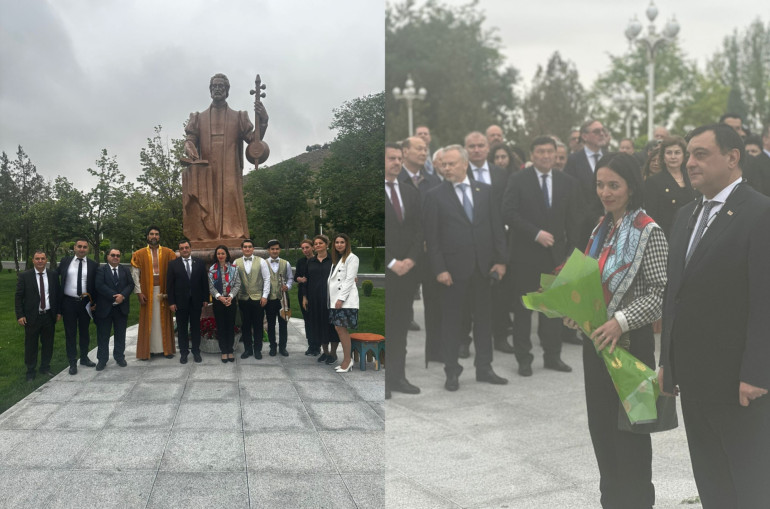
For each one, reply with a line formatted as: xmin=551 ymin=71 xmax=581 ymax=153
xmin=246 ymin=73 xmax=270 ymax=166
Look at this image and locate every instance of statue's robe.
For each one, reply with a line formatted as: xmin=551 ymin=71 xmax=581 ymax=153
xmin=184 ymin=102 xmax=253 ymax=242
xmin=131 ymin=245 xmax=176 ymax=359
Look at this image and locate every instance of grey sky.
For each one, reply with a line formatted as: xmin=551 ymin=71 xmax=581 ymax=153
xmin=0 ymin=0 xmax=385 ymax=190
xmin=416 ymin=0 xmax=765 ymax=91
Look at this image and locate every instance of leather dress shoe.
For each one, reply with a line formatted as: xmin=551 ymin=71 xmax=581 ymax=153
xmin=69 ymin=363 xmax=78 ymax=375
xmin=385 ymin=388 xmax=392 ymax=399
xmin=165 ymin=354 xmax=175 ymax=359
xmin=544 ymin=358 xmax=572 ymax=372
xmin=116 ymin=358 xmax=128 ymax=367
xmin=317 ymin=353 xmax=328 ymax=363
xmin=305 ymin=347 xmax=313 ymax=355
xmin=458 ymin=343 xmax=471 ymax=359
xmin=325 ymin=355 xmax=337 ymax=365
xmin=180 ymin=353 xmax=188 ymax=364
xmin=39 ymin=368 xmax=55 ymax=377
xmin=193 ymin=353 xmax=202 ymax=363
xmin=408 ymin=320 xmax=421 ymax=331
xmin=254 ymin=350 xmax=263 ymax=360
xmin=279 ymin=347 xmax=289 ymax=357
xmin=476 ymin=367 xmax=508 ymax=385
xmin=241 ymin=349 xmax=253 ymax=359
xmin=26 ymin=372 xmax=35 ymax=382
xmin=391 ymin=378 xmax=420 ymax=394
xmin=95 ymin=361 xmax=106 ymax=371
xmin=269 ymin=345 xmax=277 ymax=357
xmin=493 ymin=339 xmax=516 ymax=354
xmin=518 ymin=363 xmax=533 ymax=377
xmin=80 ymin=358 xmax=96 ymax=367
xmin=445 ymin=373 xmax=460 ymax=391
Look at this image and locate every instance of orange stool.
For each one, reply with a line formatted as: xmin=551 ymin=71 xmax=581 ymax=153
xmin=350 ymin=333 xmax=385 ymax=371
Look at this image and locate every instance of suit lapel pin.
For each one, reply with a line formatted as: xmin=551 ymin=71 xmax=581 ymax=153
xmin=475 ymin=187 xmax=480 ymax=192
xmin=727 ymin=210 xmax=733 ymax=216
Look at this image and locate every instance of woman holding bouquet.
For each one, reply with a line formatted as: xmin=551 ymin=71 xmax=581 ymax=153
xmin=208 ymin=245 xmax=241 ymax=363
xmin=565 ymin=152 xmax=668 ymax=509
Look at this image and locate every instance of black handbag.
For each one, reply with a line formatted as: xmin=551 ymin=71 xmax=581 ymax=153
xmin=618 ymin=393 xmax=679 ymax=434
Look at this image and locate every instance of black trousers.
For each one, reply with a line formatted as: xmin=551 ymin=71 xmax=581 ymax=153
xmin=440 ymin=269 xmax=493 ymax=375
xmin=385 ymin=271 xmax=418 ymax=386
xmin=680 ymin=395 xmax=770 ymax=508
xmin=175 ymin=299 xmax=202 ymax=355
xmin=213 ymin=300 xmax=237 ymax=354
xmin=96 ymin=308 xmax=127 ymax=362
xmin=265 ymin=299 xmax=288 ymax=348
xmin=239 ymin=298 xmax=264 ymax=353
xmin=490 ymin=272 xmax=512 ymax=342
xmin=583 ymin=325 xmax=655 ymax=509
xmin=422 ymin=273 xmax=443 ymax=365
xmin=62 ymin=296 xmax=92 ymax=361
xmin=24 ymin=311 xmax=56 ymax=373
xmin=511 ymin=290 xmax=562 ymax=365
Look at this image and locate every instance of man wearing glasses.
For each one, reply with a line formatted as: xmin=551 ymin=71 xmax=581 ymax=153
xmin=565 ymin=119 xmax=608 ymax=245
xmin=94 ymin=248 xmax=133 ymax=370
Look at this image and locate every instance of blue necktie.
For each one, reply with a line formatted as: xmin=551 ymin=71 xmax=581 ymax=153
xmin=541 ymin=174 xmax=550 ymax=209
xmin=458 ymin=183 xmax=473 ymax=222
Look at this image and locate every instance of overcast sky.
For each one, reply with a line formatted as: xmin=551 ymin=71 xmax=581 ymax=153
xmin=0 ymin=0 xmax=385 ymax=190
xmin=445 ymin=0 xmax=766 ymax=91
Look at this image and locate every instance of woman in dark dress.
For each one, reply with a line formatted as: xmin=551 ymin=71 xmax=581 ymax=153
xmin=302 ymin=235 xmax=339 ymax=364
xmin=294 ymin=239 xmax=316 ymax=355
xmin=644 ymin=136 xmax=697 ymax=237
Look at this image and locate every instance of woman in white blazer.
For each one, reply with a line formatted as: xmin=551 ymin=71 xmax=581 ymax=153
xmin=327 ymin=233 xmax=359 ymax=372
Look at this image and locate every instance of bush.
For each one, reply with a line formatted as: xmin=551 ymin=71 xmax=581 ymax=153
xmin=362 ymin=280 xmax=374 ymax=297
xmin=372 ymin=247 xmax=383 ymax=272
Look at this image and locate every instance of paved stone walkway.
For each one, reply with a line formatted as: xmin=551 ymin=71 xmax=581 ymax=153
xmin=0 ymin=319 xmax=384 ymax=508
xmin=386 ymin=298 xmax=703 ymax=508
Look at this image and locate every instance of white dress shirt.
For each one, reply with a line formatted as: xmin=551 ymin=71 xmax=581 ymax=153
xmin=64 ymin=256 xmax=88 ymax=297
xmin=686 ymin=178 xmax=742 ymax=254
xmin=385 ymin=179 xmax=404 ymax=219
xmin=470 ymin=161 xmax=491 ymax=185
xmin=268 ymin=257 xmax=293 ymax=290
xmin=585 ymin=147 xmax=603 ymax=172
xmin=534 ymin=167 xmax=553 ymax=205
xmin=36 ymin=269 xmax=51 ymax=311
xmin=453 ymin=177 xmax=474 ymax=206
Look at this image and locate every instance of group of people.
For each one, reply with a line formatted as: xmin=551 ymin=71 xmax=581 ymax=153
xmin=386 ymin=119 xmax=770 ymax=508
xmin=15 ymin=227 xmax=361 ymax=378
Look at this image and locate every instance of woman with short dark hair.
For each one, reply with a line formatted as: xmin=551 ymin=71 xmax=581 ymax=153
xmin=644 ymin=136 xmax=698 ymax=237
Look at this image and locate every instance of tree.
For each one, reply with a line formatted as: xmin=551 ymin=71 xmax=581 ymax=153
xmin=587 ymin=41 xmax=698 ymax=141
xmin=709 ymin=19 xmax=770 ymax=129
xmin=0 ymin=152 xmax=20 ymax=267
xmin=522 ymin=51 xmax=587 ymax=144
xmin=85 ymin=149 xmax=126 ymax=261
xmin=28 ymin=176 xmax=89 ymax=268
xmin=386 ymin=0 xmax=520 ymax=147
xmin=316 ymin=92 xmax=384 ymax=246
xmin=4 ymin=147 xmax=46 ymax=268
xmin=135 ymin=125 xmax=184 ymax=245
xmin=243 ymin=160 xmax=314 ymax=248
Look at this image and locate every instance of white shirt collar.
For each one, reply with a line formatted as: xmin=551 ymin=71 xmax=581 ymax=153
xmin=454 ymin=176 xmax=472 ymax=188
xmin=470 ymin=161 xmax=489 ymax=171
xmin=534 ymin=167 xmax=552 ymax=177
xmin=705 ymin=177 xmax=742 ymax=205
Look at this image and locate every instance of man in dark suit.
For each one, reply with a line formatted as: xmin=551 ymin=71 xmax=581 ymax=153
xmin=424 ymin=144 xmax=508 ymax=391
xmin=167 ymin=239 xmax=209 ymax=364
xmin=465 ymin=130 xmax=515 ymax=355
xmin=660 ymin=124 xmax=770 ymax=508
xmin=385 ymin=142 xmax=423 ymax=399
xmin=15 ymin=250 xmax=61 ymax=381
xmin=58 ymin=238 xmax=98 ymax=374
xmin=398 ymin=136 xmax=443 ymax=363
xmin=564 ymin=119 xmax=606 ymax=246
xmin=503 ymin=136 xmax=581 ymax=376
xmin=94 ymin=248 xmax=133 ymax=370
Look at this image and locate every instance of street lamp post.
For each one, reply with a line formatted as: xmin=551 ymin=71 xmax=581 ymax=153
xmin=392 ymin=74 xmax=427 ymax=137
xmin=625 ymin=1 xmax=679 ymax=141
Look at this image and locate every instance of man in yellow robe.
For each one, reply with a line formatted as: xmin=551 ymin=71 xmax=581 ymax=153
xmin=131 ymin=226 xmax=176 ymax=359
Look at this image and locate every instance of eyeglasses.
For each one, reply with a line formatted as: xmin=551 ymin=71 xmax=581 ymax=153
xmin=108 ymin=254 xmax=120 ymax=257
xmin=589 ymin=129 xmax=604 ymax=135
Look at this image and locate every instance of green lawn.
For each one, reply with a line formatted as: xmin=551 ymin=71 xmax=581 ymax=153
xmin=0 ymin=271 xmax=140 ymax=414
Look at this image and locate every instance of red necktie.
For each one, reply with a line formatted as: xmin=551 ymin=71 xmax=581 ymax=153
xmin=39 ymin=272 xmax=46 ymax=311
xmin=388 ymin=182 xmax=403 ymax=221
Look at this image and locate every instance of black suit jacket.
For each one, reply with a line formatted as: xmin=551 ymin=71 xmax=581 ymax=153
xmin=385 ymin=182 xmax=423 ymax=270
xmin=94 ymin=264 xmax=133 ymax=318
xmin=166 ymin=256 xmax=209 ymax=310
xmin=564 ymin=149 xmax=604 ymax=241
xmin=660 ymin=182 xmax=770 ymax=404
xmin=466 ymin=163 xmax=507 ymax=211
xmin=15 ymin=268 xmax=61 ymax=320
xmin=502 ymin=167 xmax=581 ymax=290
xmin=744 ymin=152 xmax=770 ymax=196
xmin=424 ymin=180 xmax=507 ymax=281
xmin=58 ymin=256 xmax=98 ymax=301
xmin=398 ymin=166 xmax=442 ymax=203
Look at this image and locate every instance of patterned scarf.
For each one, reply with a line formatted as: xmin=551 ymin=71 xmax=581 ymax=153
xmin=210 ymin=262 xmax=232 ymax=295
xmin=585 ymin=208 xmax=656 ymax=316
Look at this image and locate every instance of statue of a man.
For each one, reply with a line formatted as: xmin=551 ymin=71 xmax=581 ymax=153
xmin=182 ymin=73 xmax=269 ymax=245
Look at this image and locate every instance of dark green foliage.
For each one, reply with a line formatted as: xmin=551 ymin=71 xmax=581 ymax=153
xmin=362 ymin=280 xmax=374 ymax=297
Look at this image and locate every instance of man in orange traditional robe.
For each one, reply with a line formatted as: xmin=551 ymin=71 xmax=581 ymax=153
xmin=131 ymin=226 xmax=176 ymax=359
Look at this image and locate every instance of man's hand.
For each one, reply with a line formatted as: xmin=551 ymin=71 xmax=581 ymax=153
xmin=281 ymin=284 xmax=288 ymax=292
xmin=390 ymin=260 xmax=407 ymax=276
xmin=114 ymin=294 xmax=125 ymax=305
xmin=260 ymin=297 xmax=267 ymax=307
xmin=138 ymin=293 xmax=148 ymax=305
xmin=657 ymin=367 xmax=678 ymax=397
xmin=437 ymin=271 xmax=453 ymax=286
xmin=17 ymin=317 xmax=26 ymax=326
xmin=169 ymin=304 xmax=177 ymax=313
xmin=739 ymin=382 xmax=768 ymax=407
xmin=535 ymin=230 xmax=555 ymax=248
xmin=296 ymin=276 xmax=307 ymax=283
xmin=490 ymin=264 xmax=506 ymax=279
xmin=56 ymin=314 xmax=62 ymax=322
xmin=302 ymin=296 xmax=308 ymax=311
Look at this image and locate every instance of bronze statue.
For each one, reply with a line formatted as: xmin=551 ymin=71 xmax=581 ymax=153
xmin=182 ymin=73 xmax=269 ymax=248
